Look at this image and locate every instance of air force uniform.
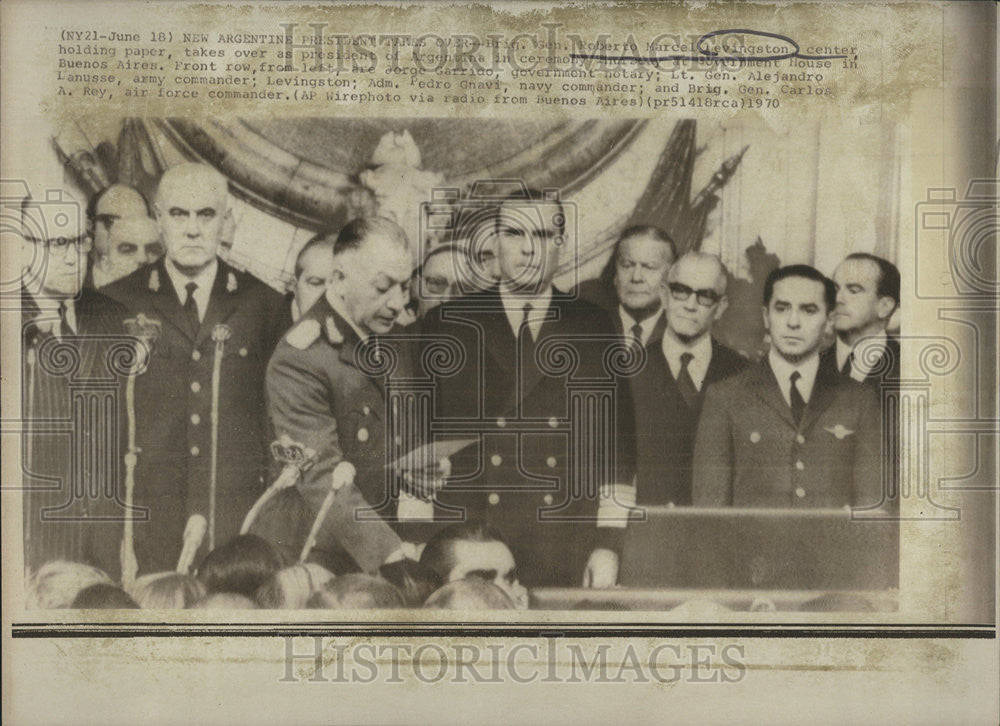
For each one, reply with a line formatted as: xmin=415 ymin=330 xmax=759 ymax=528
xmin=692 ymin=353 xmax=884 ymax=509
xmin=103 ymin=257 xmax=291 ymax=573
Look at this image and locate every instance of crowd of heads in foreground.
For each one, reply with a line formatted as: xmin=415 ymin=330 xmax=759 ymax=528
xmin=25 ymin=520 xmax=531 ymax=611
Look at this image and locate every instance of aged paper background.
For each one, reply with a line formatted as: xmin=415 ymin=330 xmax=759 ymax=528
xmin=1 ymin=0 xmax=996 ymax=723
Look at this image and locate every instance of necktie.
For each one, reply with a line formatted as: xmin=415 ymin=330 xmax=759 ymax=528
xmin=183 ymin=281 xmax=200 ymax=335
xmin=676 ymin=351 xmax=700 ymax=408
xmin=57 ymin=300 xmax=73 ymax=338
xmin=630 ymin=323 xmax=644 ymax=354
xmin=789 ymin=370 xmax=806 ymax=426
xmin=521 ymin=303 xmax=534 ymax=341
xmin=520 ymin=302 xmax=536 ymax=370
xmin=840 ymin=351 xmax=855 ymax=378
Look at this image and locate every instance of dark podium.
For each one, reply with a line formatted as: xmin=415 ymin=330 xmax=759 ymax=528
xmin=532 ymin=507 xmax=899 ymax=612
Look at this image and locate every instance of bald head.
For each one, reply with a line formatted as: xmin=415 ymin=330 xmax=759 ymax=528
xmin=155 ymin=163 xmax=229 ymax=211
xmin=154 ymin=163 xmax=230 ymax=275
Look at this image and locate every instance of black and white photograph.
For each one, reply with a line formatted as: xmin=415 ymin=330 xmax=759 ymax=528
xmin=1 ymin=1 xmax=995 ymax=724
xmin=13 ymin=115 xmax=908 ymax=612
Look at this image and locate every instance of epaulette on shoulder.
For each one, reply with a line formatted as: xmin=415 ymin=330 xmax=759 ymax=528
xmin=286 ymin=318 xmax=322 ymax=350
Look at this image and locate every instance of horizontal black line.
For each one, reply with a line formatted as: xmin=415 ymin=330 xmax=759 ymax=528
xmin=11 ymin=628 xmax=995 ymax=640
xmin=11 ymin=620 xmax=997 ymax=632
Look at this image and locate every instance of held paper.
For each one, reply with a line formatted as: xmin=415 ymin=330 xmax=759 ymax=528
xmin=1 ymin=1 xmax=996 ymax=724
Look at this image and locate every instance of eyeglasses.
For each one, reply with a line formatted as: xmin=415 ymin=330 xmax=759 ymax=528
xmin=667 ymin=282 xmax=722 ymax=307
xmin=23 ymin=234 xmax=93 ymax=255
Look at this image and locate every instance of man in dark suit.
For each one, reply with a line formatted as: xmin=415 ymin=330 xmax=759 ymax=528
xmin=577 ymin=225 xmax=676 ymax=338
xmin=19 ymin=194 xmax=129 ymax=577
xmin=693 ymin=265 xmax=884 ymax=509
xmin=421 ymin=190 xmax=636 ymax=588
xmin=628 ymin=252 xmax=747 ymax=505
xmin=824 ymin=252 xmax=900 ymax=385
xmin=104 ymin=163 xmax=291 ymax=573
xmin=823 ymin=252 xmax=901 ymax=506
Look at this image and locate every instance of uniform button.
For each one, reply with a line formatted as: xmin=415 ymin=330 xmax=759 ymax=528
xmin=191 ymin=350 xmax=201 ymax=361
xmin=363 ymin=405 xmax=371 ymax=416
xmin=190 ymin=381 xmax=201 ymax=393
xmin=357 ymin=428 xmax=369 ymax=443
xmin=796 ymin=435 xmax=806 ymax=444
xmin=543 ymin=494 xmax=554 ymax=505
xmin=546 ymin=456 xmax=557 ymax=468
xmin=239 ymin=348 xmax=248 ymax=357
xmin=487 ymin=493 xmax=500 ymax=506
xmin=795 ymin=487 xmax=806 ymax=498
xmin=190 ymin=446 xmax=200 ymax=456
xmin=190 ymin=414 xmax=201 ymax=425
xmin=750 ymin=431 xmax=761 ymax=443
xmin=548 ymin=417 xmax=558 ymax=429
xmin=496 ymin=417 xmax=506 ymax=428
xmin=795 ymin=460 xmax=805 ymax=471
xmin=490 ymin=454 xmax=503 ymax=466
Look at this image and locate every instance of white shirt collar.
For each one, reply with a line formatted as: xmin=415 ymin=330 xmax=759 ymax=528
xmin=768 ymin=348 xmax=820 ymax=405
xmin=500 ymin=284 xmax=553 ymax=340
xmin=164 ymin=257 xmax=218 ymax=322
xmin=619 ymin=306 xmax=662 ymax=346
xmin=662 ymin=332 xmax=713 ymax=390
xmin=836 ymin=330 xmax=888 ymax=382
xmin=324 ymin=288 xmax=370 ymax=342
xmin=29 ymin=293 xmax=77 ymax=338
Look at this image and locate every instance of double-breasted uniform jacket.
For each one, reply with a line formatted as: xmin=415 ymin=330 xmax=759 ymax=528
xmin=21 ymin=286 xmax=129 ymax=577
xmin=266 ymin=295 xmax=414 ymax=575
xmin=692 ymin=359 xmax=883 ymax=509
xmin=628 ymin=336 xmax=748 ymax=505
xmin=103 ymin=258 xmax=291 ymax=573
xmin=420 ymin=286 xmax=637 ymax=587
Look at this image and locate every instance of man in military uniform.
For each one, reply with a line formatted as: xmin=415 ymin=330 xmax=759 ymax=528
xmin=19 ymin=192 xmax=128 ymax=577
xmin=104 ymin=163 xmax=291 ymax=573
xmin=421 ymin=190 xmax=636 ymax=588
xmin=266 ymin=217 xmax=426 ymax=575
xmin=692 ymin=265 xmax=883 ymax=509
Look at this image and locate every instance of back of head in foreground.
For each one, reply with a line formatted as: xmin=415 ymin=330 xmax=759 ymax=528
xmin=196 ymin=534 xmax=284 ymax=598
xmin=307 ymin=573 xmax=405 ymax=610
xmin=25 ymin=560 xmax=114 ymax=609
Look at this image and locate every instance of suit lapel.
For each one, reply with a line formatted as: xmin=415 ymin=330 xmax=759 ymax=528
xmin=195 ymin=260 xmax=240 ymax=348
xmin=749 ymin=362 xmax=797 ymax=429
xmin=147 ymin=259 xmax=195 ymax=342
xmin=800 ymin=360 xmax=841 ymax=432
xmin=646 ymin=310 xmax=667 ymax=349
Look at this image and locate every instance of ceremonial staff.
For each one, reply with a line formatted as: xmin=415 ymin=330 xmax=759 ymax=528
xmin=299 ymin=461 xmax=355 ymax=564
xmin=121 ymin=314 xmax=162 ymax=589
xmin=176 ymin=514 xmax=207 ymax=575
xmin=208 ymin=323 xmax=232 ymax=551
xmin=240 ymin=436 xmax=317 ymax=535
